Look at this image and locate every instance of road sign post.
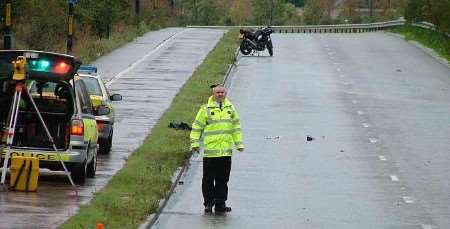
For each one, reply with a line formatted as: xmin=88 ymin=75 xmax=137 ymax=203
xmin=3 ymin=0 xmax=12 ymax=49
xmin=67 ymin=0 xmax=77 ymax=54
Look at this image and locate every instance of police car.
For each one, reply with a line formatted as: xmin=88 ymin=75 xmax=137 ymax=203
xmin=76 ymin=65 xmax=122 ymax=154
xmin=0 ymin=50 xmax=103 ymax=184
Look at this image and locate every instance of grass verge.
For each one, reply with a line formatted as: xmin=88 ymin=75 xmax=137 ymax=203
xmin=390 ymin=25 xmax=450 ymax=62
xmin=59 ymin=28 xmax=239 ymax=229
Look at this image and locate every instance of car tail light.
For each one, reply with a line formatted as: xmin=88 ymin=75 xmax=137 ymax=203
xmin=96 ymin=121 xmax=105 ymax=132
xmin=71 ymin=119 xmax=84 ymax=136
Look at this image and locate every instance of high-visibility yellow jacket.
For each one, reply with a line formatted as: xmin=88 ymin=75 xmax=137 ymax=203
xmin=190 ymin=96 xmax=244 ymax=157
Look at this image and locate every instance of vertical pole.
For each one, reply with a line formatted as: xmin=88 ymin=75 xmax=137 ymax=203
xmin=67 ymin=2 xmax=74 ymax=54
xmin=135 ymin=0 xmax=140 ymax=15
xmin=369 ymin=0 xmax=373 ymax=17
xmin=3 ymin=0 xmax=12 ymax=49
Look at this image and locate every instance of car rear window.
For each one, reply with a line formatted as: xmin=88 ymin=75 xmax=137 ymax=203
xmin=80 ymin=77 xmax=102 ymax=96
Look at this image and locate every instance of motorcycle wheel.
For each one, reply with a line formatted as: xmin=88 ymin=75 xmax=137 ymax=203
xmin=240 ymin=41 xmax=252 ymax=55
xmin=267 ymin=40 xmax=274 ymax=57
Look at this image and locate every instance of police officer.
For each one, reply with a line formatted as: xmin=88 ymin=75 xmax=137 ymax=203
xmin=190 ymin=85 xmax=244 ymax=213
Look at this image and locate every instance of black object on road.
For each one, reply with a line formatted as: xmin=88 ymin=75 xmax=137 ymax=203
xmin=168 ymin=121 xmax=192 ymax=130
xmin=306 ymin=135 xmax=314 ymax=141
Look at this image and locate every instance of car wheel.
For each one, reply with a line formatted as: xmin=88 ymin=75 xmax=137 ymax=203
xmin=71 ymin=159 xmax=87 ymax=184
xmin=99 ymin=130 xmax=113 ymax=154
xmin=87 ymin=147 xmax=97 ymax=178
xmin=267 ymin=40 xmax=273 ymax=57
xmin=240 ymin=41 xmax=252 ymax=55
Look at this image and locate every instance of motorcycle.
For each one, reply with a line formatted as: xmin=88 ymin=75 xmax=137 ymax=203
xmin=239 ymin=27 xmax=274 ymax=56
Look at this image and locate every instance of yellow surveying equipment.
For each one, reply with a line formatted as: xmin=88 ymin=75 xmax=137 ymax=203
xmin=12 ymin=56 xmax=26 ymax=81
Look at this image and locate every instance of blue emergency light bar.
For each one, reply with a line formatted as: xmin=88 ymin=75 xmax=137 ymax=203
xmin=78 ymin=65 xmax=98 ymax=75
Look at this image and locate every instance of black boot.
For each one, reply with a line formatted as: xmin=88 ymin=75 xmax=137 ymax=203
xmin=214 ymin=203 xmax=232 ymax=213
xmin=204 ymin=205 xmax=213 ymax=213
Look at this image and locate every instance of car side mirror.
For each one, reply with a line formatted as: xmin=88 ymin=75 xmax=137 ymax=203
xmin=96 ymin=105 xmax=110 ymax=116
xmin=110 ymin=94 xmax=122 ymax=101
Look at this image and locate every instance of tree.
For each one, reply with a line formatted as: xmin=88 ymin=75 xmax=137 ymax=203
xmin=404 ymin=0 xmax=425 ymax=22
xmin=252 ymin=0 xmax=288 ymax=25
xmin=182 ymin=0 xmax=220 ymax=25
xmin=288 ymin=0 xmax=305 ymax=7
xmin=77 ymin=0 xmax=132 ymax=38
xmin=229 ymin=0 xmax=253 ymax=25
xmin=405 ymin=0 xmax=450 ymax=34
xmin=302 ymin=0 xmax=323 ymax=24
xmin=16 ymin=0 xmax=66 ymax=51
xmin=425 ymin=0 xmax=450 ymax=34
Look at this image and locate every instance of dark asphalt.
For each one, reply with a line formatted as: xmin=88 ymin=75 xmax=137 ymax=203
xmin=150 ymin=32 xmax=450 ymax=229
xmin=0 ymin=28 xmax=225 ymax=228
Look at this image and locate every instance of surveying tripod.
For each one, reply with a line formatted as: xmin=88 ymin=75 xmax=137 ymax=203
xmin=0 ymin=56 xmax=75 ymax=188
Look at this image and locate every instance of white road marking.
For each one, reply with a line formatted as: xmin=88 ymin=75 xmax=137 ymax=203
xmin=352 ymin=100 xmax=359 ymax=104
xmin=105 ymin=29 xmax=191 ymax=87
xmin=362 ymin=123 xmax=371 ymax=128
xmin=369 ymin=138 xmax=378 ymax=143
xmin=357 ymin=111 xmax=365 ymax=115
xmin=421 ymin=224 xmax=434 ymax=229
xmin=403 ymin=196 xmax=415 ymax=203
xmin=390 ymin=175 xmax=399 ymax=182
xmin=378 ymin=155 xmax=387 ymax=161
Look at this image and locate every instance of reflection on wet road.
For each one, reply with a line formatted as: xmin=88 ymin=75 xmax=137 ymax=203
xmin=0 ymin=28 xmax=225 ymax=228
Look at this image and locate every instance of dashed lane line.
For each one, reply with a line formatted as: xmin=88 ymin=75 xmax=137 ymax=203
xmin=403 ymin=196 xmax=415 ymax=203
xmin=390 ymin=175 xmax=399 ymax=182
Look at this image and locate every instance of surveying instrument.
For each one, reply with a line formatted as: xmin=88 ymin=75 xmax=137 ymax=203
xmin=0 ymin=56 xmax=76 ymax=188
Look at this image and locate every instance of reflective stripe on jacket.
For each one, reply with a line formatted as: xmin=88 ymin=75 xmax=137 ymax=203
xmin=190 ymin=96 xmax=244 ymax=157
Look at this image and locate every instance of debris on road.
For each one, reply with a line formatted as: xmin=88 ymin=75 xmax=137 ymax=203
xmin=264 ymin=136 xmax=280 ymax=140
xmin=168 ymin=122 xmax=192 ymax=131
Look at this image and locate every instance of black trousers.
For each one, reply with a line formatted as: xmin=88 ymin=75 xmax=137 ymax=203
xmin=202 ymin=156 xmax=232 ymax=206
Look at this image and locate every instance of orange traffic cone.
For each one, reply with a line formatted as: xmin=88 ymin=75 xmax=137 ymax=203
xmin=96 ymin=223 xmax=104 ymax=229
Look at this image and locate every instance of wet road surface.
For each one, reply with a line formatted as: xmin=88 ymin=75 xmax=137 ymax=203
xmin=151 ymin=32 xmax=450 ymax=229
xmin=0 ymin=28 xmax=225 ymax=228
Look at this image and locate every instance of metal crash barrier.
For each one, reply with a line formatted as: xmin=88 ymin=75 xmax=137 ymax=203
xmin=187 ymin=19 xmax=407 ymax=34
